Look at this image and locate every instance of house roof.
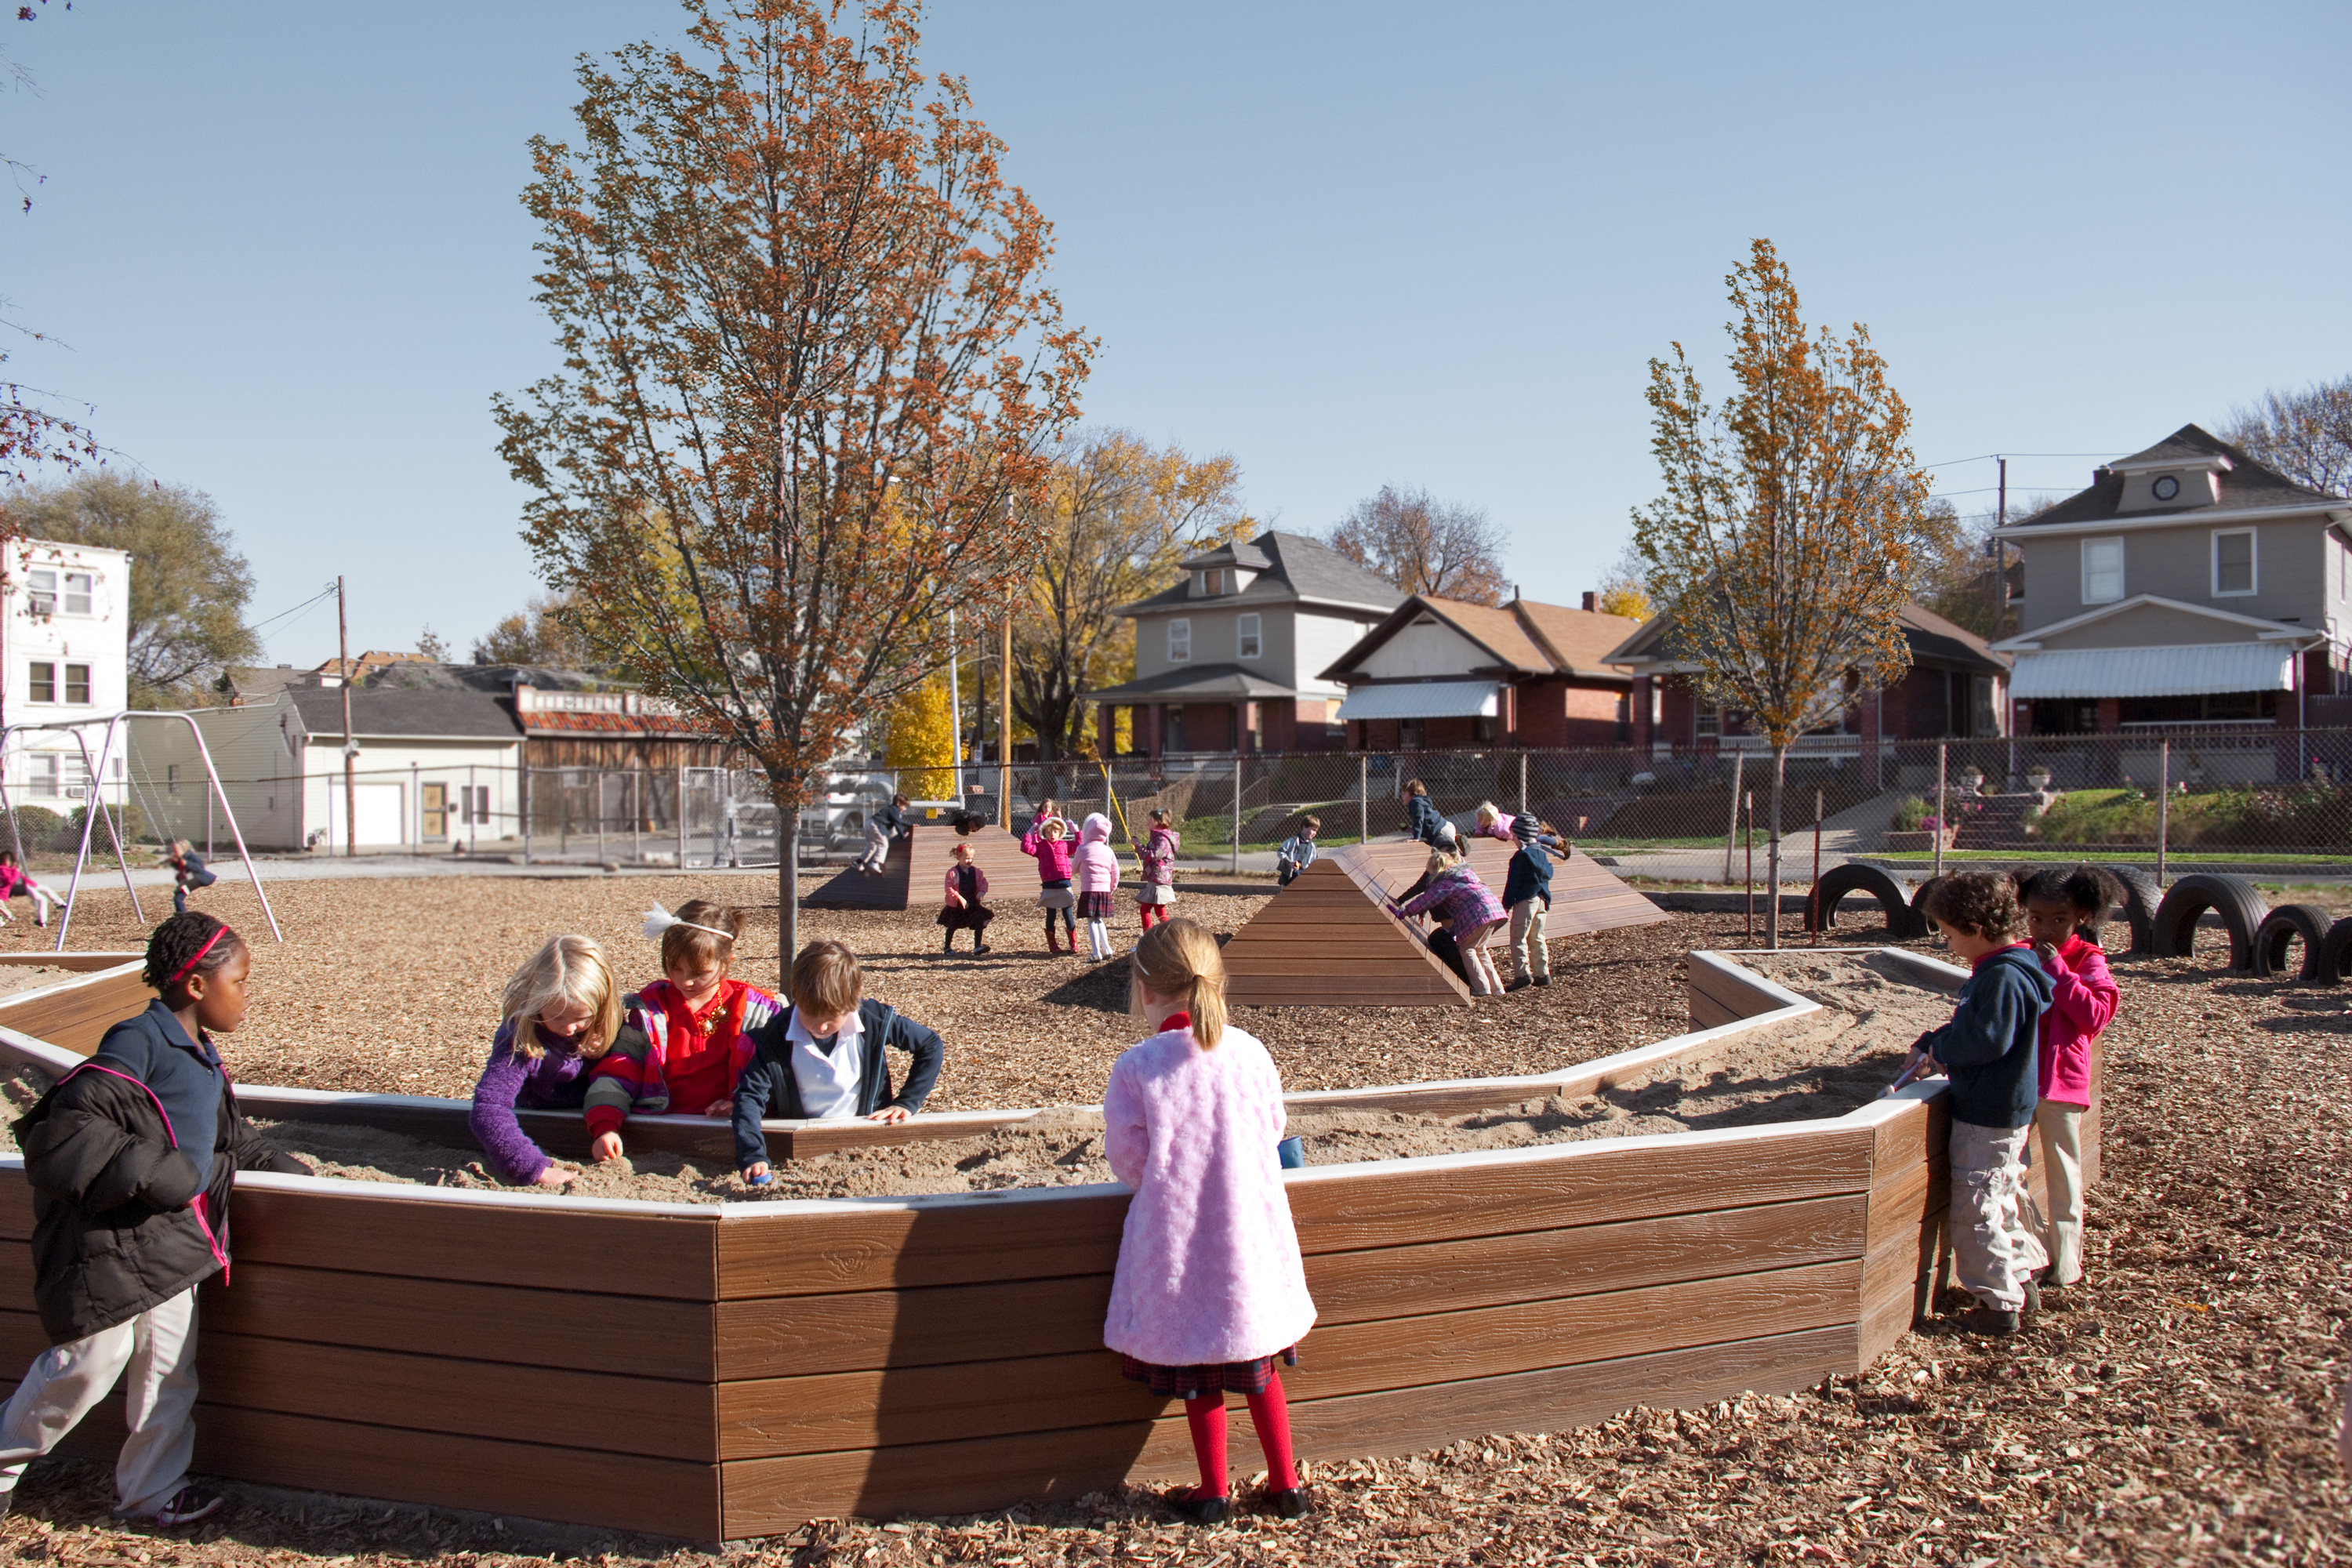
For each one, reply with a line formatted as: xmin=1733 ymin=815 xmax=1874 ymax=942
xmin=1080 ymin=662 xmax=1301 ymax=704
xmin=1603 ymin=600 xmax=2009 ymax=676
xmin=285 ymin=686 xmax=521 ymax=741
xmin=1121 ymin=531 xmax=1406 ymax=617
xmin=2010 ymin=423 xmax=2341 ymax=530
xmin=1320 ymin=593 xmax=1642 ymax=684
xmin=1991 ymin=593 xmax=2320 ymax=652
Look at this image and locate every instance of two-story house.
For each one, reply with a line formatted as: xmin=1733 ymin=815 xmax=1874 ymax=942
xmin=1991 ymin=424 xmax=2351 ymax=733
xmin=1082 ymin=532 xmax=1404 ymax=755
xmin=1318 ymin=591 xmax=1642 ymax=749
xmin=2 ymin=537 xmax=132 ymax=813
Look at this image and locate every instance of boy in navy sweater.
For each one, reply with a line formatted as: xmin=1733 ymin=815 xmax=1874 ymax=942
xmin=1501 ymin=814 xmax=1566 ymax=989
xmin=1910 ymin=873 xmax=2054 ymax=1337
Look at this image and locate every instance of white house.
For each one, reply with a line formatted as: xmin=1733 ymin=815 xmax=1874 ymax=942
xmin=1 ymin=536 xmax=132 ymax=818
xmin=132 ymin=686 xmax=523 ymax=851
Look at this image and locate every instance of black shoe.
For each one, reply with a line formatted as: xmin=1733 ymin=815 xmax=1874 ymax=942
xmin=1955 ymin=1305 xmax=2020 ymax=1337
xmin=1504 ymin=978 xmax=1531 ymax=993
xmin=1533 ymin=975 xmax=1552 ymax=987
xmin=1163 ymin=1486 xmax=1229 ymax=1525
xmin=1265 ymin=1486 xmax=1310 ymax=1519
xmin=153 ymin=1486 xmax=224 ymax=1526
xmin=973 ymin=943 xmax=991 ymax=955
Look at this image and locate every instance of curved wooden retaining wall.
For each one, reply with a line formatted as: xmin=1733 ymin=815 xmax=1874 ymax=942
xmin=0 ymin=949 xmax=2092 ymax=1541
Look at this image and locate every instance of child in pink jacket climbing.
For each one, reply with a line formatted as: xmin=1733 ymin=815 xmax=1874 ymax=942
xmin=1106 ymin=917 xmax=1317 ymax=1525
xmin=1072 ymin=811 xmax=1123 ymax=962
xmin=2018 ymin=866 xmax=2119 ymax=1294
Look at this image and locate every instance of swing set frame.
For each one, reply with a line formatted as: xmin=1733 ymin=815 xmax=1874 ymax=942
xmin=0 ymin=710 xmax=281 ymax=950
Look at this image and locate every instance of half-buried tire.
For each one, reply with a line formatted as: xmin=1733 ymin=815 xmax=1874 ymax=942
xmin=2099 ymin=865 xmax=2162 ymax=956
xmin=1813 ymin=862 xmax=1922 ymax=938
xmin=2149 ymin=873 xmax=2270 ymax=970
xmin=2317 ymin=918 xmax=2352 ymax=985
xmin=2252 ymin=903 xmax=2332 ymax=981
xmin=1908 ymin=876 xmax=1948 ymax=941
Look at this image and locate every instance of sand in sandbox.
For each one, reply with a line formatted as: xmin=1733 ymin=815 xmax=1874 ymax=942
xmin=230 ymin=951 xmax=1958 ymax=1203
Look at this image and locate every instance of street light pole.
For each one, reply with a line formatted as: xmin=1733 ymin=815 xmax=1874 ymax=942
xmin=337 ymin=575 xmax=357 ymax=858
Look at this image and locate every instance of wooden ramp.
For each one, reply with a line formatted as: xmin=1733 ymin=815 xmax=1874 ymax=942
xmin=805 ymin=822 xmax=1047 ymax=912
xmin=1222 ymin=837 xmax=1667 ymax=1009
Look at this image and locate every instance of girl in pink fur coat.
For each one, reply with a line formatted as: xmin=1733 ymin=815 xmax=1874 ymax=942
xmin=2019 ymin=866 xmax=2119 ymax=1292
xmin=1105 ymin=918 xmax=1318 ymax=1525
xmin=1072 ymin=811 xmax=1123 ymax=961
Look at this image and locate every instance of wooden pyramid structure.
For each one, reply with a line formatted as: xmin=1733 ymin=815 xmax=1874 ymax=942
xmin=1221 ymin=836 xmax=1668 ymax=1008
xmin=804 ymin=822 xmax=1044 ymax=911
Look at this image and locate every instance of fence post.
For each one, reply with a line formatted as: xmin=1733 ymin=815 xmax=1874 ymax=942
xmin=1933 ymin=743 xmax=1947 ymax=879
xmin=631 ymin=767 xmax=641 ymax=865
xmin=522 ymin=768 xmax=533 ymax=865
xmin=1744 ymin=790 xmax=1755 ymax=943
xmin=676 ymin=764 xmax=687 ymax=869
xmin=1722 ymin=750 xmax=1744 ymax=883
xmin=411 ymin=763 xmax=419 ymax=855
xmin=468 ymin=764 xmax=477 ymax=854
xmin=1359 ymin=754 xmax=1369 ymax=844
xmin=2156 ymin=739 xmax=2170 ymax=885
xmin=1519 ymin=752 xmax=1528 ymax=815
xmin=1232 ymin=753 xmax=1242 ymax=875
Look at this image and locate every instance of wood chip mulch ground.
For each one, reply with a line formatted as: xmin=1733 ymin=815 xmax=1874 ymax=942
xmin=0 ymin=875 xmax=2347 ymax=1564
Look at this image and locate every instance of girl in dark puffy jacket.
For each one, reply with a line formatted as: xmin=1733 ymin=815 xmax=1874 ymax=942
xmin=0 ymin=912 xmax=303 ymax=1527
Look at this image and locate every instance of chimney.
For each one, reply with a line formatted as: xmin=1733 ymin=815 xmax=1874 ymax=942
xmin=1581 ymin=591 xmax=1597 ymax=612
xmin=2093 ymin=466 xmax=2112 ymax=485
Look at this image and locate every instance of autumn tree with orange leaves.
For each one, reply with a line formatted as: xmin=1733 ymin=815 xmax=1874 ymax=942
xmin=1632 ymin=239 xmax=1933 ymax=947
xmin=495 ymin=0 xmax=1091 ymax=963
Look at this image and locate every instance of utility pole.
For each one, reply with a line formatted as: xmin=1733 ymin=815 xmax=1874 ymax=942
xmin=946 ymin=607 xmax=961 ymax=801
xmin=1994 ymin=456 xmax=2009 ymax=638
xmin=1000 ymin=609 xmax=1013 ymax=829
xmin=337 ymin=575 xmax=357 ymax=858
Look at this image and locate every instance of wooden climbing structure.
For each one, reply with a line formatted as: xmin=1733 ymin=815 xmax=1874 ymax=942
xmin=1223 ymin=837 xmax=1668 ymax=1008
xmin=804 ymin=821 xmax=1047 ymax=911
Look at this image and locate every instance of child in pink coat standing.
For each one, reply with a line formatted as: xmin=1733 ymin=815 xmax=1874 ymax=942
xmin=1020 ymin=815 xmax=1078 ymax=955
xmin=2018 ymin=866 xmax=2119 ymax=1293
xmin=1073 ymin=811 xmax=1123 ymax=961
xmin=1107 ymin=918 xmax=1317 ymax=1524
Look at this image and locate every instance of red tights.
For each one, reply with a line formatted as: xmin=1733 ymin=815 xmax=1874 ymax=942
xmin=1180 ymin=1372 xmax=1298 ymax=1498
xmin=1140 ymin=904 xmax=1169 ymax=930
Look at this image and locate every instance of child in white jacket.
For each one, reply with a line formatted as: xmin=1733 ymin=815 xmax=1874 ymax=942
xmin=1072 ymin=811 xmax=1122 ymax=960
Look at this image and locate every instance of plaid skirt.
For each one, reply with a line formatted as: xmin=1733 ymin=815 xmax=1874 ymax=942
xmin=1120 ymin=1347 xmax=1298 ymax=1399
xmin=1076 ymin=890 xmax=1116 ymax=919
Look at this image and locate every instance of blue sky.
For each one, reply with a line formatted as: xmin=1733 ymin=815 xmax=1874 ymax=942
xmin=4 ymin=1 xmax=2347 ymax=664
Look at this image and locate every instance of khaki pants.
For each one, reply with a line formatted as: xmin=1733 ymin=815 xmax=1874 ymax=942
xmin=1507 ymin=900 xmax=1549 ymax=983
xmin=1949 ymin=1121 xmax=2047 ymax=1313
xmin=2031 ymin=1098 xmax=2086 ymax=1286
xmin=0 ymin=1287 xmax=198 ymax=1515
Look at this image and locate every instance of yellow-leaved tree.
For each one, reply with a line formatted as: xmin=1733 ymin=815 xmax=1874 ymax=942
xmin=1632 ymin=239 xmax=1934 ymax=947
xmin=883 ymin=673 xmax=958 ymax=802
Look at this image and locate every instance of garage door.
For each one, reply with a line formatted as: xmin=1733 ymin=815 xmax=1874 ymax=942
xmin=325 ymin=783 xmax=405 ymax=847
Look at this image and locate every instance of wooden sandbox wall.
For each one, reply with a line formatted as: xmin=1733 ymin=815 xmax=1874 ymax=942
xmin=0 ymin=949 xmax=2088 ymax=1541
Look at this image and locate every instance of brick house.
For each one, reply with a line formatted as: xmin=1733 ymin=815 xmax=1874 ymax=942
xmin=1082 ymin=532 xmax=1403 ymax=755
xmin=1318 ymin=592 xmax=1642 ymax=750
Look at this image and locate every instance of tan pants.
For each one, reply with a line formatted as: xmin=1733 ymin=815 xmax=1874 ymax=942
xmin=1949 ymin=1121 xmax=2047 ymax=1312
xmin=1507 ymin=900 xmax=1549 ymax=983
xmin=0 ymin=1287 xmax=198 ymax=1515
xmin=2031 ymin=1099 xmax=2086 ymax=1286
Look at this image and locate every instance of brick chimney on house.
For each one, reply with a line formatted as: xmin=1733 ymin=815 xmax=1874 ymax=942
xmin=1581 ymin=591 xmax=1597 ymax=612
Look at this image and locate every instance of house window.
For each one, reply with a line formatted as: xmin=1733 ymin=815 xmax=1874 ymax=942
xmin=27 ymin=662 xmax=53 ymax=704
xmin=25 ymin=570 xmax=54 ymax=616
xmin=63 ymin=572 xmax=92 ymax=615
xmin=1236 ymin=613 xmax=1261 ymax=659
xmin=2082 ymin=537 xmax=2125 ymax=604
xmin=1695 ymin=698 xmax=1721 ymax=738
xmin=2212 ymin=528 xmax=2256 ymax=596
xmin=26 ymin=755 xmax=58 ymax=797
xmin=1399 ymin=717 xmax=1425 ymax=750
xmin=1167 ymin=618 xmax=1191 ymax=662
xmin=64 ymin=663 xmax=89 ymax=705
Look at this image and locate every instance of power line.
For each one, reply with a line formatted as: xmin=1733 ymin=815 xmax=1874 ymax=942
xmin=1921 ymin=450 xmax=2125 ymax=469
xmin=246 ymin=583 xmax=340 ymax=634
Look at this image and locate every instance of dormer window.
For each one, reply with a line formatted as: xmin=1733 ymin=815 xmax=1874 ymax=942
xmin=1192 ymin=568 xmax=1227 ymax=597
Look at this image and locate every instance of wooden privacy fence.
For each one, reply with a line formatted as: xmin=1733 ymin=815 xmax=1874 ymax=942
xmin=0 ymin=948 xmax=2089 ymax=1541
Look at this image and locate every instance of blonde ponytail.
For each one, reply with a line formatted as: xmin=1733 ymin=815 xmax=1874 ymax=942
xmin=1132 ymin=916 xmax=1228 ymax=1050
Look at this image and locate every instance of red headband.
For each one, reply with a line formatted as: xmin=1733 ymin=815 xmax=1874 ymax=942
xmin=167 ymin=927 xmax=228 ymax=987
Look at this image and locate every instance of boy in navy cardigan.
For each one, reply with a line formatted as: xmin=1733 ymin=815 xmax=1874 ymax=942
xmin=734 ymin=940 xmax=946 ymax=1181
xmin=1910 ymin=873 xmax=2054 ymax=1337
xmin=1501 ymin=813 xmax=1566 ymax=990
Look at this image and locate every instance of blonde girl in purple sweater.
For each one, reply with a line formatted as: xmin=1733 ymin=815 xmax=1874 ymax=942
xmin=1107 ymin=919 xmax=1318 ymax=1524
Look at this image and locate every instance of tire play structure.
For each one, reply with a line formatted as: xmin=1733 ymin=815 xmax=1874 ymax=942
xmin=2317 ymin=918 xmax=2352 ymax=985
xmin=1809 ymin=863 xmax=1926 ymax=940
xmin=2148 ymin=873 xmax=2270 ymax=970
xmin=1219 ymin=837 xmax=1667 ymax=1009
xmin=2251 ymin=903 xmax=2332 ymax=982
xmin=2097 ymin=866 xmax=2162 ymax=956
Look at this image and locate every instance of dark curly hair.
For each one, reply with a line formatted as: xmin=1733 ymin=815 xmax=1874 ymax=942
xmin=143 ymin=911 xmax=247 ymax=993
xmin=2016 ymin=865 xmax=2110 ymax=923
xmin=1921 ymin=871 xmax=2020 ymax=942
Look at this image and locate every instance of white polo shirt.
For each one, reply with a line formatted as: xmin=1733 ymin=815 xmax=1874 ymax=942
xmin=786 ymin=1006 xmax=866 ymax=1120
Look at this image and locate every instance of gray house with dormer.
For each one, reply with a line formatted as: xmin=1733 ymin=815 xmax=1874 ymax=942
xmin=1082 ymin=532 xmax=1403 ymax=754
xmin=1991 ymin=424 xmax=2351 ymax=734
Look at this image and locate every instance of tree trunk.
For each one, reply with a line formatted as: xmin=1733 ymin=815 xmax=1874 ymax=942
xmin=775 ymin=775 xmax=800 ymax=978
xmin=1766 ymin=744 xmax=1788 ymax=949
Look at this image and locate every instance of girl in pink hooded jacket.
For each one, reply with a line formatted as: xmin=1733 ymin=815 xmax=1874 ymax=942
xmin=1019 ymin=815 xmax=1078 ymax=955
xmin=1107 ymin=918 xmax=1316 ymax=1524
xmin=1072 ymin=811 xmax=1123 ymax=961
xmin=2019 ymin=866 xmax=2120 ymax=1291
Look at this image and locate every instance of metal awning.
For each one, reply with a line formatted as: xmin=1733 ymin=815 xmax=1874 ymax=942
xmin=1333 ymin=681 xmax=1500 ymax=721
xmin=2009 ymin=644 xmax=2296 ymax=701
